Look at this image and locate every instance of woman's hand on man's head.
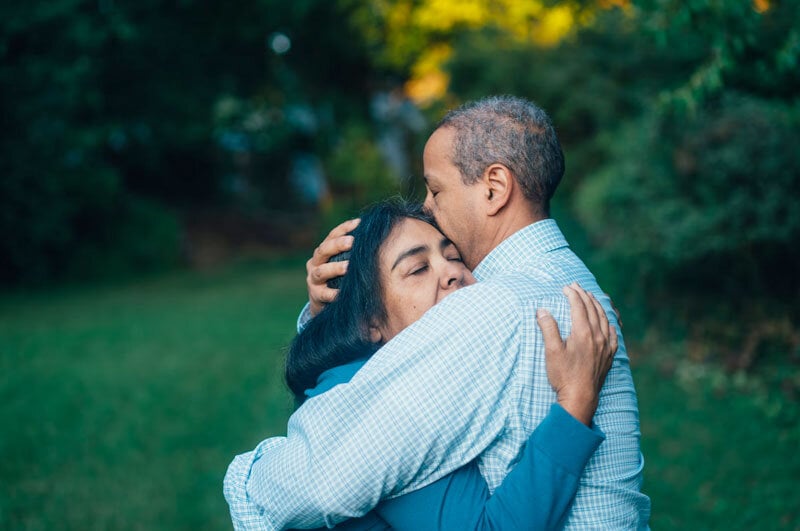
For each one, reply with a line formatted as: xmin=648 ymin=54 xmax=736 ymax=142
xmin=306 ymin=218 xmax=360 ymax=316
xmin=536 ymin=283 xmax=618 ymax=426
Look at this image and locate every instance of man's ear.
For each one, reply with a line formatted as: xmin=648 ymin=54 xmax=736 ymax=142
xmin=483 ymin=163 xmax=513 ymax=216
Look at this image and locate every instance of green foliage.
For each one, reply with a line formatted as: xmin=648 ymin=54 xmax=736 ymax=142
xmin=576 ymin=94 xmax=800 ymax=297
xmin=325 ymin=123 xmax=401 ymax=210
xmin=0 ymin=0 xmax=376 ymax=285
xmin=567 ymin=3 xmax=800 ymax=361
xmin=0 ymin=1 xmax=214 ymax=284
xmin=0 ymin=157 xmax=180 ymax=283
xmin=637 ymin=0 xmax=800 ymax=107
xmin=64 ymin=196 xmax=182 ymax=279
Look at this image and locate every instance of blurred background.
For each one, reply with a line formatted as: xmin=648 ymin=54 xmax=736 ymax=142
xmin=1 ymin=0 xmax=798 ymax=528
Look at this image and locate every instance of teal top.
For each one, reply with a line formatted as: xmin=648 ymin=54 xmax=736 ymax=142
xmin=305 ymin=358 xmax=605 ymax=530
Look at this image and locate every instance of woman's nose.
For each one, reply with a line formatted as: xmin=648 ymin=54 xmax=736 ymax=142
xmin=440 ymin=261 xmax=462 ymax=289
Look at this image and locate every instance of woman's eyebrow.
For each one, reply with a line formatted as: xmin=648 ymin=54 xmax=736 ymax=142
xmin=391 ymin=245 xmax=429 ymax=271
xmin=440 ymin=237 xmax=455 ymax=251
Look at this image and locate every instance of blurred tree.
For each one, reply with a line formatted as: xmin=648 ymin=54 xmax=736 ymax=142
xmin=0 ymin=1 xmax=184 ymax=282
xmin=568 ymin=0 xmax=800 ymax=378
xmin=0 ymin=0 xmax=383 ymax=284
xmin=343 ymin=0 xmax=599 ymax=106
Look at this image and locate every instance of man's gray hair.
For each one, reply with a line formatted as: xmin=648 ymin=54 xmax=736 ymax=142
xmin=437 ymin=95 xmax=565 ymax=213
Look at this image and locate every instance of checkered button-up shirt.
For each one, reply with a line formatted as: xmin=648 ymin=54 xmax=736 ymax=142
xmin=224 ymin=219 xmax=651 ymax=530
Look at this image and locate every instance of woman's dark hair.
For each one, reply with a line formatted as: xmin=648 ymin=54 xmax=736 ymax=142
xmin=285 ymin=199 xmax=434 ymax=404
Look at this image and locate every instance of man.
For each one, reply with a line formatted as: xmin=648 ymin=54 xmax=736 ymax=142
xmin=226 ymin=96 xmax=650 ymax=528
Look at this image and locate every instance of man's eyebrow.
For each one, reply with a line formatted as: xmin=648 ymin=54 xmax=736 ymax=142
xmin=440 ymin=237 xmax=455 ymax=251
xmin=392 ymin=245 xmax=429 ymax=271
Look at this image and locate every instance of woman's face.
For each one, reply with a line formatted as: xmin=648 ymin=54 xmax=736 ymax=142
xmin=371 ymin=217 xmax=476 ymax=343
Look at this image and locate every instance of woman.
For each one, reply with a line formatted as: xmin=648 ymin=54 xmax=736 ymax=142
xmin=285 ymin=199 xmax=616 ymax=530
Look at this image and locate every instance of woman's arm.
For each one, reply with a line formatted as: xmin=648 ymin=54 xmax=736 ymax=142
xmin=373 ymin=403 xmax=603 ymax=531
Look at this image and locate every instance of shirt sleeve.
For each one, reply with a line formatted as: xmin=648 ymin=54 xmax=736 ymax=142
xmin=224 ymin=441 xmax=283 ymax=530
xmin=245 ymin=283 xmax=542 ymax=529
xmin=374 ymin=403 xmax=605 ymax=531
xmin=296 ymin=302 xmax=312 ymax=333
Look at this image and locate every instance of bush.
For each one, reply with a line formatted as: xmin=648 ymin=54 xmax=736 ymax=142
xmin=64 ymin=196 xmax=181 ymax=281
xmin=0 ymin=158 xmax=180 ymax=285
xmin=575 ymin=94 xmax=800 ymax=377
xmin=576 ymin=94 xmax=800 ymax=295
xmin=325 ymin=123 xmax=401 ymax=210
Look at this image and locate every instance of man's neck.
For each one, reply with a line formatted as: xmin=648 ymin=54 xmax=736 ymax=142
xmin=471 ymin=207 xmax=546 ymax=268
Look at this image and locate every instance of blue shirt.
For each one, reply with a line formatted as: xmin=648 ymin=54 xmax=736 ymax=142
xmin=224 ymin=219 xmax=650 ymax=529
xmin=301 ymin=358 xmax=604 ymax=530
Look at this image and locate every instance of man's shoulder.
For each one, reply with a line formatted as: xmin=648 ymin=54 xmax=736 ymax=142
xmin=422 ymin=268 xmax=569 ymax=326
xmin=472 ymin=267 xmax=568 ymax=306
xmin=418 ymin=281 xmax=522 ymax=331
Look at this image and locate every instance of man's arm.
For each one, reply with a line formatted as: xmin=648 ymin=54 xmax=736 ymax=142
xmin=224 ymin=439 xmax=284 ymax=531
xmin=243 ymin=283 xmax=567 ymax=529
xmin=296 ymin=218 xmax=358 ymax=332
xmin=305 ymin=218 xmax=358 ymax=317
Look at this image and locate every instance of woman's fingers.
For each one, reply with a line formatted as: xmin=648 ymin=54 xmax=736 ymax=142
xmin=542 ymin=284 xmax=621 ymax=425
xmin=562 ymin=285 xmax=590 ymax=336
xmin=588 ymin=290 xmax=611 ymax=347
xmin=536 ymin=308 xmax=562 ymax=357
xmin=570 ymin=284 xmax=616 ymax=358
xmin=571 ymin=283 xmax=600 ymax=332
xmin=581 ymin=288 xmax=617 ymax=375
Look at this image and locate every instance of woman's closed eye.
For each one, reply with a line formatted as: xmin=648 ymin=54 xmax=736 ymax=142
xmin=409 ymin=264 xmax=429 ymax=276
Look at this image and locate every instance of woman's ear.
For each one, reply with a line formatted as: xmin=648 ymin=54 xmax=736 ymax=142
xmin=368 ymin=323 xmax=384 ymax=343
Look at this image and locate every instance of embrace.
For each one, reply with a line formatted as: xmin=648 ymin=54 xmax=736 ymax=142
xmin=224 ymin=96 xmax=650 ymax=529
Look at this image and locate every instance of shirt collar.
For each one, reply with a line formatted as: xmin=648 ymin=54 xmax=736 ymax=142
xmin=471 ymin=218 xmax=569 ymax=282
xmin=305 ymin=357 xmax=368 ymax=399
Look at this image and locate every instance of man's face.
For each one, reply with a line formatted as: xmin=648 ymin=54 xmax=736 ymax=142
xmin=422 ymin=126 xmax=486 ymax=270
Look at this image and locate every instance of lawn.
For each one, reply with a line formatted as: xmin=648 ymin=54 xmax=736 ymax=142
xmin=0 ymin=261 xmax=304 ymax=530
xmin=1 ymin=259 xmax=797 ymax=530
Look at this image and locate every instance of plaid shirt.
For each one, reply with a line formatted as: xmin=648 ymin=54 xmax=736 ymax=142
xmin=224 ymin=219 xmax=650 ymax=529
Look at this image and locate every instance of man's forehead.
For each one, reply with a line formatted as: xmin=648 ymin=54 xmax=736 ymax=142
xmin=424 ymin=127 xmax=455 ymax=157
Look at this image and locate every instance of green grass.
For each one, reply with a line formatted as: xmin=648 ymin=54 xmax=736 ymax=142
xmin=1 ymin=261 xmax=798 ymax=529
xmin=636 ymin=356 xmax=800 ymax=530
xmin=0 ymin=261 xmax=305 ymax=530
